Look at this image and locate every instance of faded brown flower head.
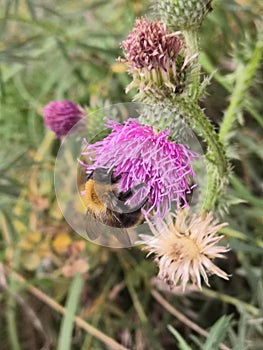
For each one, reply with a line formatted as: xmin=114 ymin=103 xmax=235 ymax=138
xmin=139 ymin=210 xmax=229 ymax=291
xmin=121 ymin=18 xmax=182 ymax=71
xmin=119 ymin=18 xmax=188 ymax=100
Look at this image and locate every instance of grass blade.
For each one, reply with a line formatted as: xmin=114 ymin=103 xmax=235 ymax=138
xmin=57 ymin=273 xmax=84 ymax=350
xmin=203 ymin=315 xmax=232 ymax=350
xmin=168 ymin=325 xmax=192 ymax=350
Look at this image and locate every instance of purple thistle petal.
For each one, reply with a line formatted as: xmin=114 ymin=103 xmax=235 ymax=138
xmin=81 ymin=118 xmax=200 ymax=219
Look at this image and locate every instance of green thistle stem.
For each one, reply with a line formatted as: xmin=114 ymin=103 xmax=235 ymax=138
xmin=202 ymin=288 xmax=259 ymax=316
xmin=204 ymin=165 xmax=221 ymax=212
xmin=180 ymin=102 xmax=228 ymax=175
xmin=182 ymin=29 xmax=200 ymax=100
xmin=178 ymin=101 xmax=229 ymax=211
xmin=178 ymin=30 xmax=229 ymax=211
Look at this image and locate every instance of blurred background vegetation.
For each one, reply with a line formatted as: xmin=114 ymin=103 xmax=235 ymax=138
xmin=0 ymin=0 xmax=262 ymax=349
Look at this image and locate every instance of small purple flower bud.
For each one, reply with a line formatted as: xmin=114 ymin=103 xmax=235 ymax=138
xmin=42 ymin=100 xmax=85 ymax=138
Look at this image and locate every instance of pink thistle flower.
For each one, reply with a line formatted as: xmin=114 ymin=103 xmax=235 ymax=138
xmin=82 ymin=118 xmax=199 ymax=219
xmin=42 ymin=100 xmax=85 ymax=138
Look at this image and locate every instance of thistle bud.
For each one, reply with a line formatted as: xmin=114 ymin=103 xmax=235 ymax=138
xmin=42 ymin=100 xmax=85 ymax=138
xmin=154 ymin=0 xmax=212 ymax=29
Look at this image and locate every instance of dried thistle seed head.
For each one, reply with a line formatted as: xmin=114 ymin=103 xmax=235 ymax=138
xmin=139 ymin=210 xmax=229 ymax=291
xmin=120 ymin=18 xmax=182 ymax=71
xmin=154 ymin=0 xmax=212 ymax=29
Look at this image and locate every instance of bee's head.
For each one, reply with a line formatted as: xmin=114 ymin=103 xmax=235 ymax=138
xmin=87 ymin=167 xmax=122 ymax=185
xmin=92 ymin=167 xmax=114 ymax=184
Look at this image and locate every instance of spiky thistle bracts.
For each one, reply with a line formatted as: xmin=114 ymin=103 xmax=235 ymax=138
xmin=153 ymin=0 xmax=213 ymax=30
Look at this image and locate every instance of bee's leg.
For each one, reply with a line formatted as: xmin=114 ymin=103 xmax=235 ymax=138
xmin=131 ymin=196 xmax=148 ymax=211
xmin=118 ymin=184 xmax=148 ymax=211
xmin=118 ymin=188 xmax=133 ymax=201
xmin=118 ymin=183 xmax=146 ymax=201
xmin=179 ymin=189 xmax=194 ymax=207
xmin=111 ymin=173 xmax=122 ymax=184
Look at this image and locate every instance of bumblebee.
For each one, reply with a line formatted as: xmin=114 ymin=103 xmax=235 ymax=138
xmin=83 ymin=167 xmax=147 ymax=243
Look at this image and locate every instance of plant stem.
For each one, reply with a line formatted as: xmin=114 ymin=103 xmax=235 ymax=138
xmin=202 ymin=288 xmax=259 ymax=316
xmin=34 ymin=130 xmax=55 ymax=162
xmin=6 ymin=251 xmax=21 ymax=350
xmin=5 ymin=267 xmax=129 ymax=350
xmin=151 ymin=289 xmax=231 ymax=350
xmin=178 ymin=101 xmax=229 ymax=211
xmin=182 ymin=29 xmax=200 ymax=100
xmin=180 ymin=30 xmax=229 ymax=211
xmin=182 ymin=102 xmax=228 ymax=175
xmin=219 ymin=35 xmax=263 ymax=142
xmin=200 ymin=51 xmax=263 ymax=128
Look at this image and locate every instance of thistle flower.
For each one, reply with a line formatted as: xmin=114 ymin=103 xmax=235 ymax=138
xmin=81 ymin=118 xmax=199 ymax=219
xmin=139 ymin=210 xmax=229 ymax=290
xmin=154 ymin=0 xmax=212 ymax=29
xmin=119 ymin=18 xmax=189 ymax=100
xmin=42 ymin=100 xmax=85 ymax=138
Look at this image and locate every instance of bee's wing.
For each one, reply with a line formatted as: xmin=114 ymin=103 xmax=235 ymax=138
xmin=85 ymin=212 xmax=101 ymax=241
xmin=113 ymin=227 xmax=132 ymax=247
xmin=85 ymin=212 xmax=132 ymax=247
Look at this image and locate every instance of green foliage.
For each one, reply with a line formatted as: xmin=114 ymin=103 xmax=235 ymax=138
xmin=168 ymin=315 xmax=232 ymax=350
xmin=168 ymin=325 xmax=193 ymax=349
xmin=0 ymin=0 xmax=262 ymax=349
xmin=202 ymin=315 xmax=232 ymax=350
xmin=57 ymin=273 xmax=84 ymax=350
